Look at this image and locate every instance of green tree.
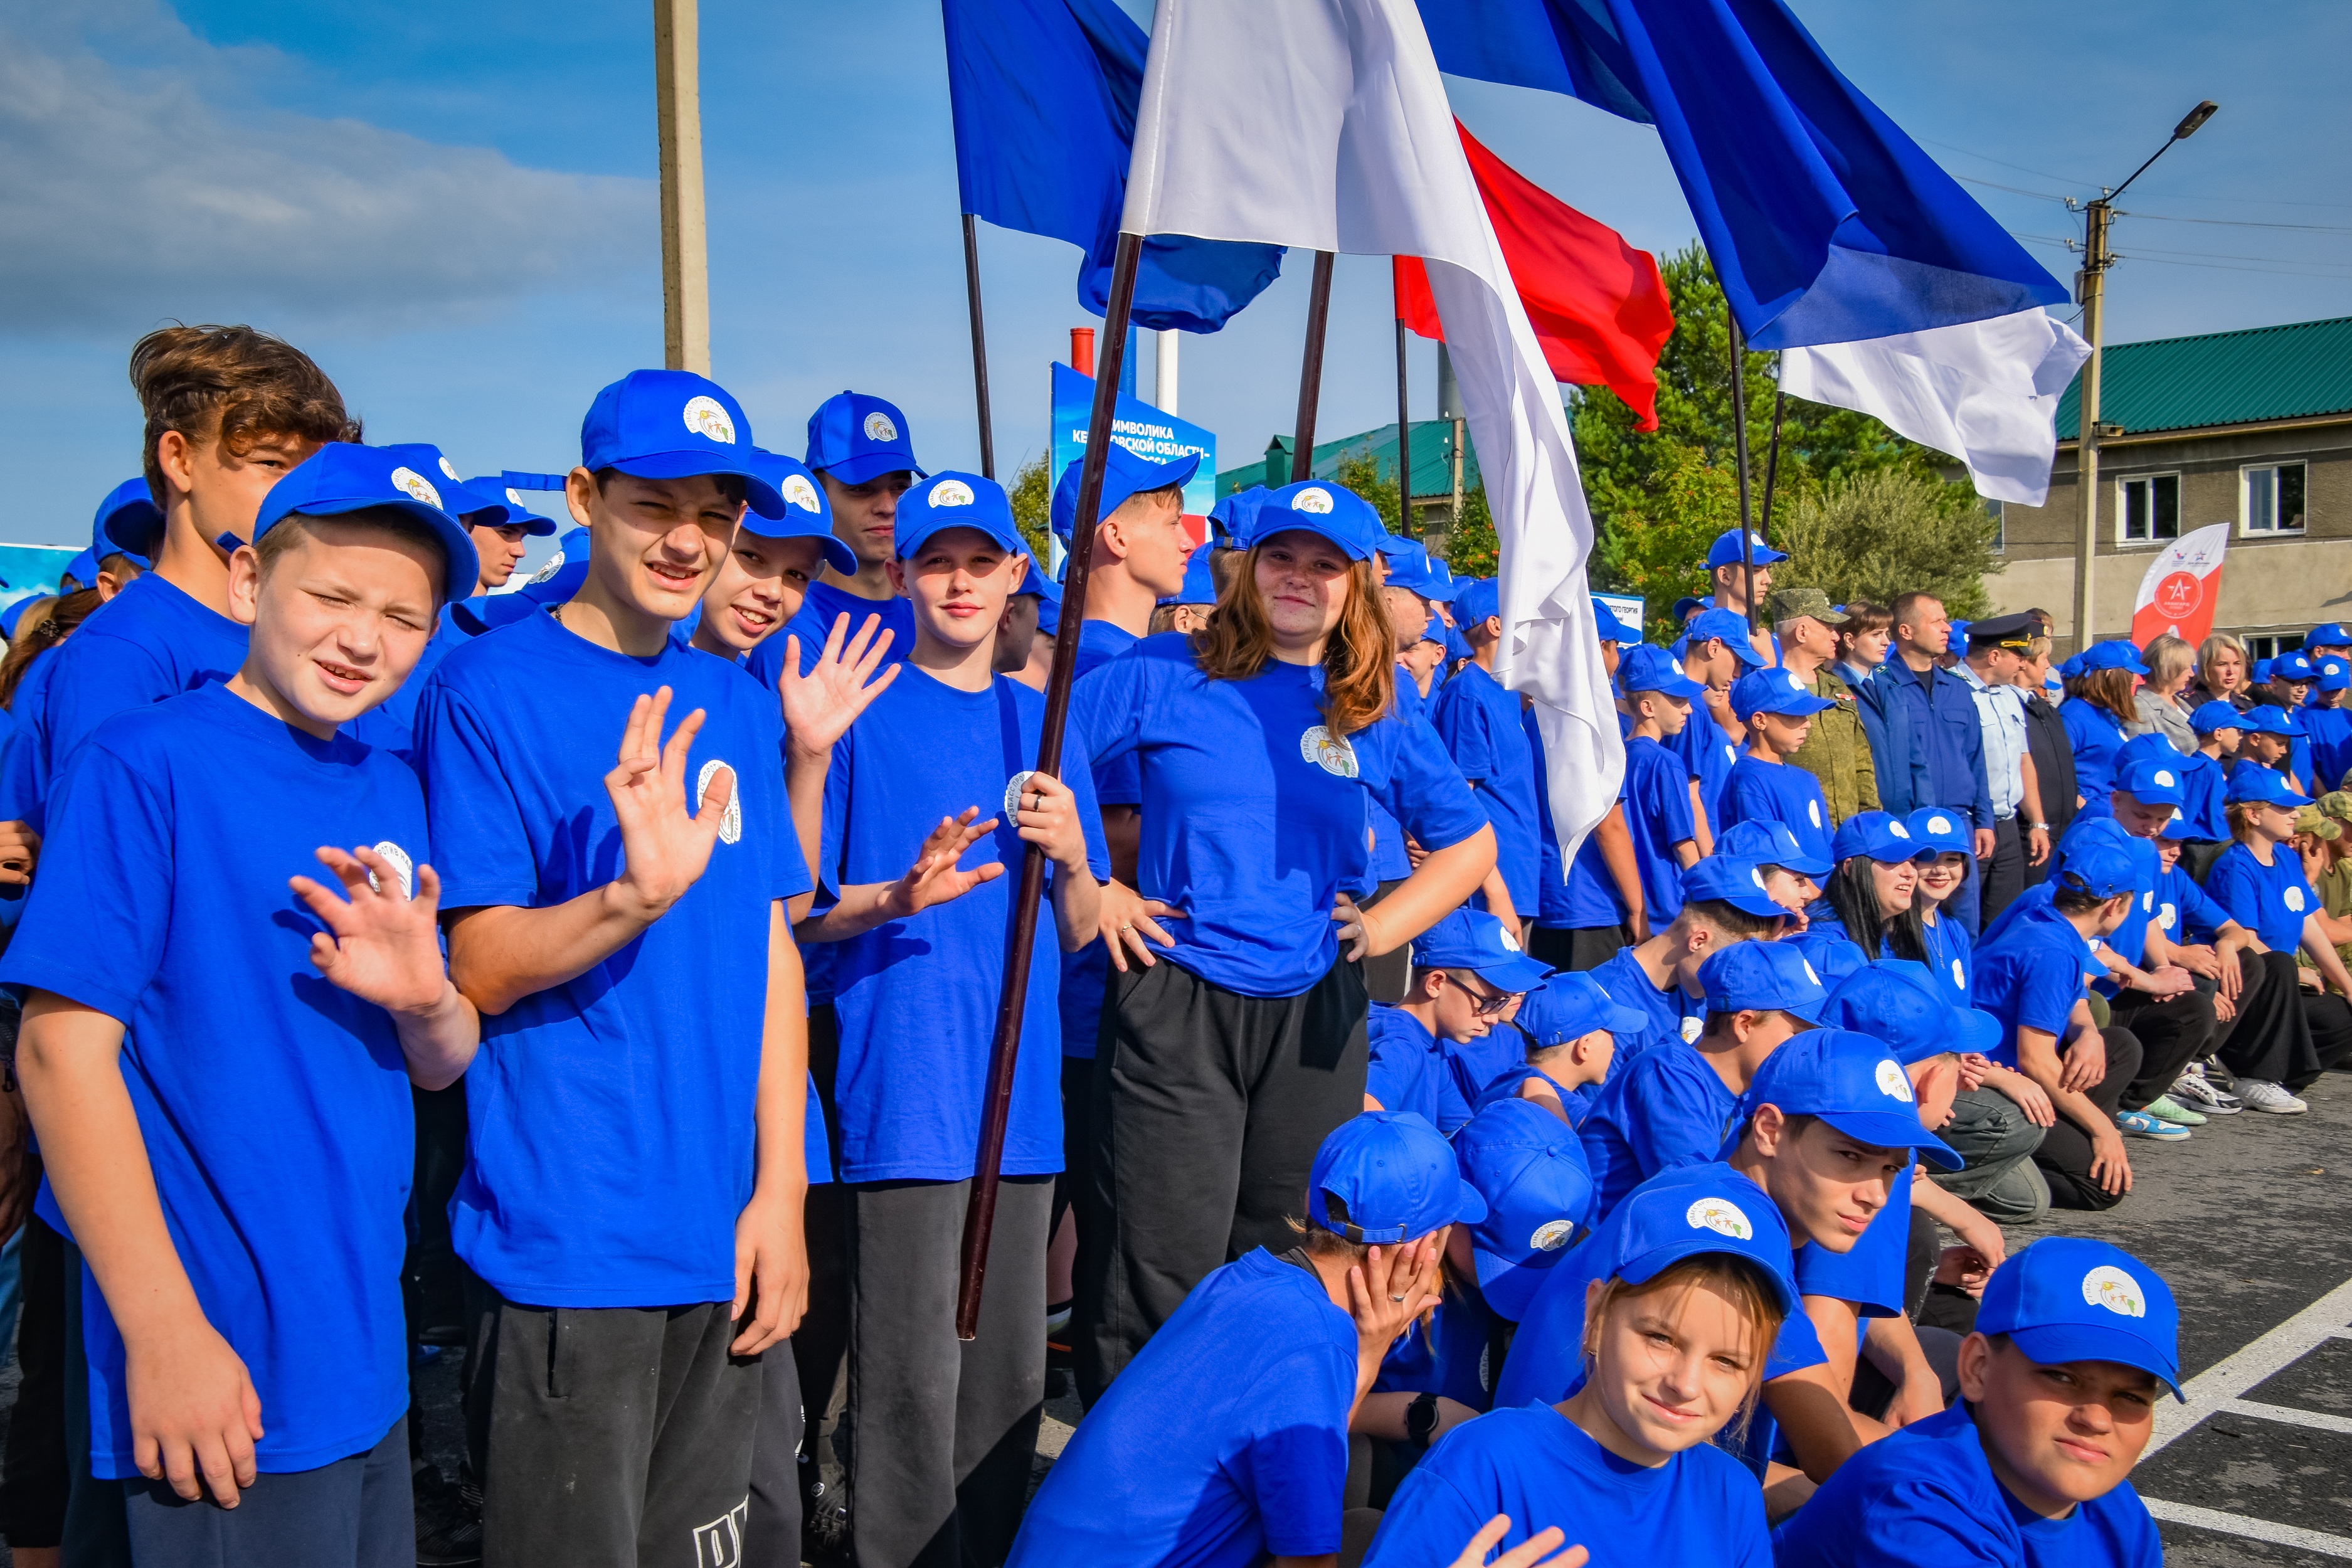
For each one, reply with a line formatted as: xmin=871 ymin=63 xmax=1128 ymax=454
xmin=1443 ymin=486 xmax=1498 ymax=579
xmin=1777 ymin=470 xmax=2004 ymax=619
xmin=1333 ymin=449 xmax=1402 ymax=532
xmin=1590 ymin=445 xmax=1742 ymax=643
xmin=1007 ymin=451 xmax=1052 ymax=561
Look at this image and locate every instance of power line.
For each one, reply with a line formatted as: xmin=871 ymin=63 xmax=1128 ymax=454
xmin=1918 ymin=136 xmax=2092 ymax=189
xmin=2121 ymin=210 xmax=2352 ymax=236
xmin=1956 ymin=174 xmax=2073 ymax=204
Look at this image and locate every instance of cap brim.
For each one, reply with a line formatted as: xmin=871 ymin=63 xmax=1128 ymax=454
xmin=1473 ymin=1246 xmax=1562 ymax=1322
xmin=1620 ymin=1234 xmax=1801 ymax=1315
xmin=2009 ymin=1324 xmax=2183 ymax=1401
xmin=1816 ymin=1109 xmax=1964 ymax=1171
xmin=1625 ymin=673 xmax=1705 ymax=699
xmin=612 ymin=451 xmax=788 ymax=519
xmin=1451 ymin=1177 xmax=1490 ymax=1228
xmin=1473 ymin=951 xmax=1555 ymax=993
xmin=1703 ymin=884 xmax=1789 ymax=919
xmin=1601 ymin=1002 xmax=1648 ymax=1034
xmin=1779 ymin=851 xmax=1835 ymax=878
xmin=897 ymin=518 xmax=1027 ymax=564
xmin=282 ymin=494 xmax=481 ymax=601
xmin=1253 ymin=519 xmax=1377 ymax=562
xmin=100 ymin=502 xmax=166 ymax=561
xmin=739 ymin=514 xmax=859 ymax=577
xmin=817 ymin=451 xmax=925 ymax=487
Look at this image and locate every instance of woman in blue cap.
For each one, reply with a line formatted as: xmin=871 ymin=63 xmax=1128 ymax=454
xmin=1895 ymin=807 xmax=1978 ymax=1007
xmin=2061 ymin=643 xmax=2146 ymax=805
xmin=1795 ymin=812 xmax=1926 ymax=973
xmin=1066 ymin=478 xmax=1495 ymax=1402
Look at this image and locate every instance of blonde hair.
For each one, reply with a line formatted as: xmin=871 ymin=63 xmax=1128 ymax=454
xmin=2143 ymin=634 xmax=2193 ymax=691
xmin=1194 ymin=544 xmax=1396 ymax=736
xmin=1581 ymin=1253 xmax=1785 ymax=1439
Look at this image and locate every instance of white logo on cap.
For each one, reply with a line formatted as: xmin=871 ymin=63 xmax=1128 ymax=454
xmin=682 ymin=395 xmax=736 ymax=444
xmin=1498 ymin=926 xmax=1523 ymax=953
xmin=1928 ymin=815 xmax=1952 ymax=834
xmin=528 ymin=548 xmax=564 ymax=584
xmin=2155 ymin=770 xmax=2176 ymax=787
xmin=1668 ymin=659 xmax=1688 ymax=679
xmin=1292 ymin=486 xmax=1336 ymax=514
xmin=1875 ymin=1059 xmax=1914 ymax=1102
xmin=1530 ymin=1219 xmax=1574 ymax=1252
xmin=1750 ymin=867 xmax=1766 ymax=889
xmin=1808 ymin=800 xmax=1822 ymax=829
xmin=697 ymin=760 xmax=742 ymax=845
xmin=1687 ymin=1197 xmax=1754 ymax=1239
xmin=437 ymin=455 xmax=461 ymax=481
xmin=1680 ymin=1015 xmax=1703 ymax=1042
xmin=2082 ymin=1264 xmax=2147 ymax=1318
xmin=2159 ymin=901 xmax=2178 ymax=932
xmin=1888 ymin=822 xmax=1912 ymax=839
xmin=1300 ymin=726 xmax=1359 ymax=779
xmin=388 ymin=467 xmax=442 ymax=511
xmin=1801 ymin=958 xmax=1820 ymax=985
xmin=930 ymin=479 xmax=976 ymax=507
xmin=781 ymin=473 xmax=822 ymax=514
xmin=507 ymin=487 xmax=526 ymax=507
xmin=864 ymin=410 xmax=898 ymax=443
xmin=364 ymin=841 xmax=415 ymax=900
xmin=2287 ymin=886 xmax=2307 ymax=913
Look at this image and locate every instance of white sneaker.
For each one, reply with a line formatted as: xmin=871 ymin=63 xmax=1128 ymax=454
xmin=2235 ymin=1079 xmax=2308 ymax=1115
xmin=2170 ymin=1067 xmax=2242 ymax=1115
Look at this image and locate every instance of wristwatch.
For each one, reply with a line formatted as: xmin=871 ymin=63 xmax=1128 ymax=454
xmin=1405 ymin=1391 xmax=1441 ymax=1451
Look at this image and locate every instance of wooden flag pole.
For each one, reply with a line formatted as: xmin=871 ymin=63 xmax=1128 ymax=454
xmin=1729 ymin=315 xmax=1759 ymax=633
xmin=955 ymin=232 xmax=1144 ymax=1340
xmin=1395 ymin=314 xmax=1414 ymax=538
xmin=653 ymin=0 xmax=710 ymax=376
xmin=961 ymin=214 xmax=997 ymax=480
xmin=1291 ymin=251 xmax=1337 ymax=481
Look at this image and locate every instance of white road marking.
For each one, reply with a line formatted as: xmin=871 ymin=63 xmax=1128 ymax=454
xmin=2220 ymin=1397 xmax=2352 ymax=1437
xmin=2144 ymin=1500 xmax=2352 ymax=1560
xmin=2148 ymin=1274 xmax=2352 ymax=1454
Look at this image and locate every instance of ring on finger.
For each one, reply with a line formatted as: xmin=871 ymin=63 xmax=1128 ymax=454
xmin=1387 ymin=1293 xmax=1409 ymax=1303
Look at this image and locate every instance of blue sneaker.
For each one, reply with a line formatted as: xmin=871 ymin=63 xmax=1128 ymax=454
xmin=2117 ymin=1108 xmax=2190 ymax=1141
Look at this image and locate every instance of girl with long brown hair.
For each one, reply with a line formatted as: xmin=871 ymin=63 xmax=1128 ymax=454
xmin=2059 ymin=642 xmax=2144 ymax=803
xmin=1065 ymin=479 xmax=1496 ymax=1400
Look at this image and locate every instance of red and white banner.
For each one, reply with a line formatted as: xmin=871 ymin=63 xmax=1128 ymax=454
xmin=2129 ymin=522 xmax=2231 ymax=650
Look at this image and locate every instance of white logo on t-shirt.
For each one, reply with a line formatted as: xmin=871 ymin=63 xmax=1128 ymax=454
xmin=1808 ymin=800 xmax=1823 ymax=829
xmin=1530 ymin=1219 xmax=1574 ymax=1252
xmin=1951 ymin=957 xmax=1967 ymax=990
xmin=1687 ymin=1197 xmax=1754 ymax=1239
xmin=864 ymin=410 xmax=899 ymax=443
xmin=697 ymin=758 xmax=742 ymax=845
xmin=527 ymin=548 xmax=564 ymax=584
xmin=2287 ymin=886 xmax=2307 ymax=913
xmin=1680 ymin=1015 xmax=1703 ymax=1042
xmin=781 ymin=473 xmax=822 ymax=514
xmin=1875 ymin=1059 xmax=1914 ymax=1102
xmin=1722 ymin=743 xmax=1737 ymax=764
xmin=1300 ymin=726 xmax=1359 ymax=779
xmin=682 ymin=395 xmax=737 ymax=445
xmin=929 ymin=479 xmax=976 ymax=508
xmin=2143 ymin=891 xmax=2155 ymax=913
xmin=388 ymin=467 xmax=442 ymax=511
xmin=2159 ymin=901 xmax=2178 ymax=932
xmin=1291 ymin=486 xmax=1336 ymax=514
xmin=2082 ymin=1265 xmax=2147 ymax=1318
xmin=365 ymin=841 xmax=415 ymax=900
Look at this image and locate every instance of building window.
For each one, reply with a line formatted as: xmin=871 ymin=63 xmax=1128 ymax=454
xmin=2243 ymin=462 xmax=2308 ymax=534
xmin=2117 ymin=474 xmax=2179 ymax=545
xmin=1984 ymin=499 xmax=2005 ymax=553
xmin=2244 ymin=634 xmax=2287 ymax=663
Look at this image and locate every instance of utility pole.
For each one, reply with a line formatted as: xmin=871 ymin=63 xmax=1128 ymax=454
xmin=2068 ymin=100 xmax=2217 ymax=652
xmin=654 ymin=0 xmax=711 ymax=376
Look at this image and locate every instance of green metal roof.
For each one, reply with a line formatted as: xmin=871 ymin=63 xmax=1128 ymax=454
xmin=2054 ymin=314 xmax=2352 ymax=438
xmin=1214 ymin=417 xmax=1485 ymax=501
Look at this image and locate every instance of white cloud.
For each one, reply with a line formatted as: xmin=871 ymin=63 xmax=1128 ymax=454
xmin=0 ymin=4 xmax=650 ymax=337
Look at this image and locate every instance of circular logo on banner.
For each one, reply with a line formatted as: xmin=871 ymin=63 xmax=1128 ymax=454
xmin=1291 ymin=486 xmax=1336 ymax=514
xmin=682 ymin=395 xmax=737 ymax=445
xmin=696 ymin=759 xmax=742 ymax=845
xmin=437 ymin=455 xmax=462 ymax=481
xmin=864 ymin=410 xmax=898 ymax=443
xmin=2287 ymin=886 xmax=2307 ymax=913
xmin=781 ymin=473 xmax=822 ymax=513
xmin=365 ymin=841 xmax=415 ymax=900
xmin=2082 ymin=1264 xmax=2148 ymax=1318
xmin=1929 ymin=815 xmax=1953 ymax=835
xmin=1875 ymin=1059 xmax=1914 ymax=1101
xmin=2152 ymin=570 xmax=2203 ymax=622
xmin=930 ymin=479 xmax=976 ymax=508
xmin=1004 ymin=770 xmax=1037 ymax=820
xmin=1687 ymin=1197 xmax=1754 ymax=1239
xmin=1530 ymin=1219 xmax=1574 ymax=1253
xmin=1808 ymin=800 xmax=1823 ymax=829
xmin=1300 ymin=726 xmax=1359 ymax=778
xmin=388 ymin=467 xmax=442 ymax=511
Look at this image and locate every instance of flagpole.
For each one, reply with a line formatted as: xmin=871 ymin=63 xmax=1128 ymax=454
xmin=961 ymin=214 xmax=996 ymax=480
xmin=1729 ymin=316 xmax=1758 ymax=633
xmin=1759 ymin=384 xmax=1787 ymax=541
xmin=1395 ymin=313 xmax=1414 ymax=538
xmin=956 ymin=231 xmax=1144 ymax=1340
xmin=1291 ymin=251 xmax=1337 ymax=481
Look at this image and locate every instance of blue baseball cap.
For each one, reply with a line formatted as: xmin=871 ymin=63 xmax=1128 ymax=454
xmin=2188 ymin=699 xmax=2246 ymax=734
xmin=745 ymin=450 xmax=856 ymax=574
xmin=1905 ymin=807 xmax=1973 ymax=858
xmin=93 ymin=477 xmax=161 ymax=564
xmin=1032 ymin=566 xmax=1064 ymax=635
xmin=1715 ymin=819 xmax=1833 ymax=879
xmin=1049 ymin=444 xmax=1201 ymax=541
xmin=1833 ymin=810 xmax=1922 ymax=865
xmin=253 ymin=443 xmax=482 ymax=597
xmin=1730 ymin=666 xmax=1835 ymax=723
xmin=1697 ymin=940 xmax=1826 ymax=1022
xmin=2304 ymin=623 xmax=2352 ymax=649
xmin=1948 ymin=620 xmax=1971 ymax=656
xmin=1681 ymin=855 xmax=1788 ymax=920
xmin=378 ymin=444 xmax=511 ymax=526
xmin=2274 ymin=650 xmax=2319 ymax=683
xmin=2058 ymin=652 xmax=2086 ymax=681
xmin=1704 ymin=528 xmax=1788 ymax=569
xmin=1158 ymin=541 xmax=1219 ymax=608
xmin=1599 ymin=1170 xmax=1801 ymax=1315
xmin=1308 ymin=1111 xmax=1488 ymax=1244
xmin=2225 ymin=766 xmax=2311 ymax=809
xmin=583 ymin=370 xmax=786 ymax=518
xmin=2114 ymin=758 xmax=2188 ymax=808
xmin=2252 ymin=657 xmax=2275 ymax=685
xmin=1241 ymin=479 xmax=1389 ymax=562
xmin=515 ymin=527 xmax=590 ymax=609
xmin=2320 ymin=658 xmax=2352 ymax=693
xmin=1979 ymin=1237 xmax=2181 ymax=1398
xmin=1685 ymin=608 xmax=1765 ymax=666
xmin=0 ymin=596 xmax=45 ymax=638
xmin=1742 ymin=1027 xmax=1962 ymax=1169
xmin=2080 ymin=639 xmax=2150 ymax=675
xmin=1671 ymin=595 xmax=1708 ymax=622
xmin=2240 ymin=704 xmax=2304 ymax=738
xmin=1456 ymin=578 xmax=1500 ymax=628
xmin=464 ymin=479 xmax=564 ymax=538
xmin=1209 ymin=485 xmax=1266 ymax=543
xmin=1618 ymin=644 xmax=1703 ymax=699
xmin=1383 ymin=549 xmax=1452 ymax=601
xmin=60 ymin=549 xmax=98 ymax=590
xmin=1592 ymin=598 xmax=1641 ymax=645
xmin=1819 ymin=962 xmax=2000 ymax=1062
xmin=1411 ymin=907 xmax=1554 ymax=993
xmin=894 ymin=472 xmax=1025 ymax=562
xmin=803 ymin=391 xmax=923 ymax=487
xmin=1453 ymin=1098 xmax=1596 ymax=1320
xmin=2053 ymin=837 xmax=2144 ymax=898
xmin=1514 ymin=973 xmax=1646 ymax=1048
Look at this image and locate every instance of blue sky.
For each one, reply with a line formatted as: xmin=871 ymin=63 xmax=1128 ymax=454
xmin=3 ymin=0 xmax=2345 ymax=546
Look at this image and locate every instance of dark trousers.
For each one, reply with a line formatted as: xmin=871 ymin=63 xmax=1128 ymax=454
xmin=2035 ymin=1026 xmax=2143 ymax=1212
xmin=467 ymin=1289 xmax=763 ymax=1568
xmin=794 ymin=1005 xmax=854 ymax=1537
xmin=1052 ymin=1053 xmax=1096 ymax=1241
xmin=124 ymin=1417 xmax=410 ymax=1568
xmin=746 ymin=1344 xmax=805 ymax=1567
xmin=1979 ymin=817 xmax=2026 ymax=926
xmin=1360 ymin=880 xmax=1411 ymax=1005
xmin=843 ymin=1177 xmax=1049 ymax=1568
xmin=1076 ymin=956 xmax=1369 ymax=1405
xmin=2301 ymin=988 xmax=2352 ymax=1090
xmin=1529 ymin=924 xmax=1628 ymax=973
xmin=405 ymin=1080 xmax=468 ymax=1465
xmin=2107 ymin=990 xmax=2218 ymax=1110
xmin=61 ymin=1237 xmax=130 ymax=1567
xmin=2215 ymin=951 xmax=2352 ymax=1091
xmin=0 ymin=1214 xmax=65 ymax=1549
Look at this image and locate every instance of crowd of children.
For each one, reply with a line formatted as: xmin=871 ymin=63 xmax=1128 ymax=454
xmin=0 ymin=321 xmax=2321 ymax=1568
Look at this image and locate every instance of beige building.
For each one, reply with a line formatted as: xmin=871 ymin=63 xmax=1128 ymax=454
xmin=1983 ymin=314 xmax=2352 ymax=659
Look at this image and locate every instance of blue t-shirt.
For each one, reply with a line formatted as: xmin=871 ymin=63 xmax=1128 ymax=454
xmin=31 ymin=574 xmax=248 ymax=833
xmin=2205 ymin=841 xmax=2316 ymax=953
xmin=1057 ymin=620 xmax=1144 ymax=1061
xmin=1006 ymin=1248 xmax=1356 ymax=1568
xmin=1772 ymin=1402 xmax=2161 ymax=1568
xmin=2306 ymin=704 xmax=2352 ymax=798
xmin=817 ymin=669 xmax=1107 ymax=1183
xmin=1971 ymin=901 xmax=2095 ymax=1068
xmin=1717 ymin=754 xmax=1834 ymax=868
xmin=0 ymin=648 xmax=62 ymax=828
xmin=1619 ymin=735 xmax=1698 ymax=924
xmin=751 ymin=578 xmax=915 ymax=693
xmin=1920 ymin=909 xmax=1974 ymax=1008
xmin=2059 ymin=699 xmax=2131 ymax=803
xmin=1430 ymin=663 xmax=1541 ymax=913
xmin=1586 ymin=945 xmax=1698 ymax=1061
xmin=1367 ymin=1004 xmax=1444 ymax=1125
xmin=1438 ymin=1028 xmax=1527 ymax=1136
xmin=1577 ymin=1037 xmax=1739 ymax=1222
xmin=2174 ymin=750 xmax=2228 ymax=842
xmin=1363 ymin=1402 xmax=1769 ymax=1568
xmin=1476 ymin=1062 xmax=1601 ymax=1131
xmin=1069 ymin=635 xmax=1487 ymax=998
xmin=2153 ymin=858 xmax=2229 ymax=948
xmin=1371 ymin=674 xmax=1431 ymax=884
xmin=1669 ymin=701 xmax=1742 ymax=838
xmin=1530 ymin=706 xmax=1606 ymax=928
xmin=416 ymin=608 xmax=812 ymax=1307
xmin=1 ymin=681 xmax=422 ymax=1476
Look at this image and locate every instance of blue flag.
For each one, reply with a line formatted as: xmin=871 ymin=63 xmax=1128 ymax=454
xmin=941 ymin=0 xmax=1286 ymax=333
xmin=1415 ymin=0 xmax=2065 ymax=349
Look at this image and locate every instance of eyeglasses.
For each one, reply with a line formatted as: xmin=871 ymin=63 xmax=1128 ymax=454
xmin=1443 ymin=973 xmax=1520 ymax=1017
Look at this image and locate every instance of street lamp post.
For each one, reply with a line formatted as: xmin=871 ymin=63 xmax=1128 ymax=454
xmin=2069 ymin=100 xmax=2217 ymax=653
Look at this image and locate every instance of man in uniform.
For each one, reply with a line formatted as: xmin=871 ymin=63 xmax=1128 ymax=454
xmin=1767 ymin=585 xmax=1878 ymax=828
xmin=1956 ymin=611 xmax=2050 ymax=923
